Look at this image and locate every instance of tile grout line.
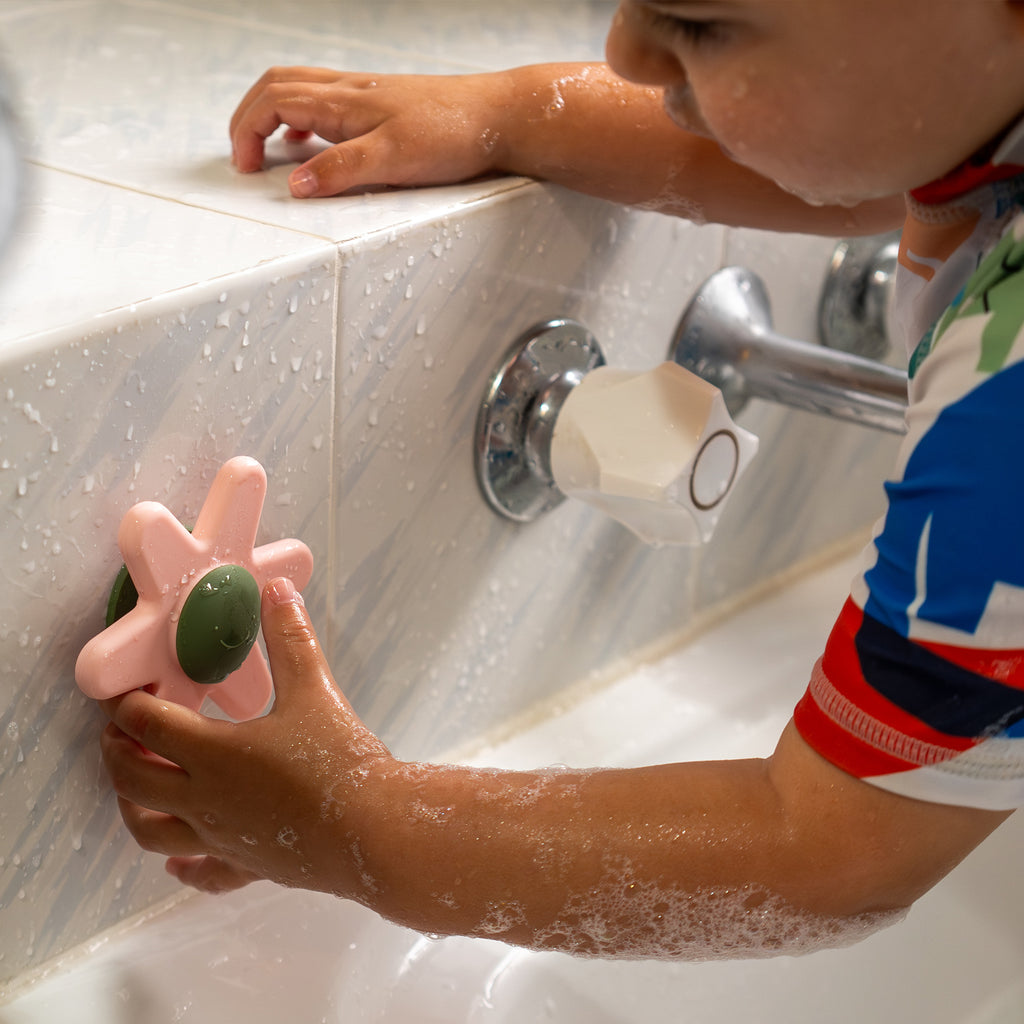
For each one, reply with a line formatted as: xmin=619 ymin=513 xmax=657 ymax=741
xmin=22 ymin=158 xmax=339 ymax=244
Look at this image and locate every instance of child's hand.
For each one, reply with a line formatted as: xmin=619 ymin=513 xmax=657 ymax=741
xmin=100 ymin=577 xmax=393 ymax=897
xmin=230 ymin=66 xmax=508 ymax=199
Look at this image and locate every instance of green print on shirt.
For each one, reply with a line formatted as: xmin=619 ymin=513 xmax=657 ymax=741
xmin=929 ymin=222 xmax=1024 ymax=375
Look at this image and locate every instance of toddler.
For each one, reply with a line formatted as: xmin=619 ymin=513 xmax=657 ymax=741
xmin=101 ymin=1 xmax=1023 ymax=958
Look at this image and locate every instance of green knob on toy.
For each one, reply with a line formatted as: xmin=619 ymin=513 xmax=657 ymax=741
xmin=175 ymin=564 xmax=261 ymax=685
xmin=106 ymin=564 xmax=139 ymax=627
xmin=106 ymin=523 xmax=194 ymax=628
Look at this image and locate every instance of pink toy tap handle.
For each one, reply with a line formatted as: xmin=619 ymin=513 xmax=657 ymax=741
xmin=74 ymin=456 xmax=314 ymax=720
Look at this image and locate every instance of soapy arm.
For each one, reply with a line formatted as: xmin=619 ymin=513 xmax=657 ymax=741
xmin=229 ymin=63 xmax=905 ymax=237
xmin=100 ymin=580 xmax=1008 ymax=956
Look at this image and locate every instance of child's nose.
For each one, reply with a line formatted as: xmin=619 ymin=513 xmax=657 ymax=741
xmin=605 ymin=3 xmax=688 ymax=88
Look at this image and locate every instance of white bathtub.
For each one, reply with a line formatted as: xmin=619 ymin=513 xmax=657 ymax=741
xmin=2 ymin=552 xmax=1022 ymax=1024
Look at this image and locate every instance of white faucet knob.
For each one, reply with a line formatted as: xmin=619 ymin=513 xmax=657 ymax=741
xmin=550 ymin=362 xmax=758 ymax=545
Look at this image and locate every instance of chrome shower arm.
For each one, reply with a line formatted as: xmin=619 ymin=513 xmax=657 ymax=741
xmin=672 ymin=266 xmax=909 ymax=435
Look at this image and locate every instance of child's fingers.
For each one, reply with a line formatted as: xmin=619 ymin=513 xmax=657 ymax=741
xmin=231 ymin=71 xmax=370 ymax=172
xmin=229 ymin=65 xmax=340 ymax=163
xmin=100 ymin=713 xmax=194 ymax=814
xmin=260 ymin=578 xmax=337 ymax=701
xmin=230 ymin=101 xmax=286 ymax=173
xmin=166 ymin=855 xmax=260 ymax=894
xmin=116 ymin=798 xmax=207 ymax=858
xmin=100 ymin=689 xmax=217 ymax=766
xmin=260 ymin=579 xmax=387 ymax=758
xmin=286 ymin=138 xmax=389 ymax=198
xmin=229 ymin=66 xmax=356 ymax=139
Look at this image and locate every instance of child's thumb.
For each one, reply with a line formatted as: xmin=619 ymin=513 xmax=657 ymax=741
xmin=261 ymin=577 xmax=332 ymax=699
xmin=260 ymin=578 xmax=386 ymax=756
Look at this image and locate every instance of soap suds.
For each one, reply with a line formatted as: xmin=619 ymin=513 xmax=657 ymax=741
xmin=522 ymin=866 xmax=904 ymax=960
xmin=276 ymin=826 xmax=298 ymax=849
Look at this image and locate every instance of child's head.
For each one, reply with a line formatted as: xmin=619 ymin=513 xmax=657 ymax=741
xmin=607 ymin=1 xmax=1024 ymax=204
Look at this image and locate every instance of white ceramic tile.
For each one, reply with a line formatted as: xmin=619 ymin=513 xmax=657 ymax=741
xmin=330 ymin=183 xmax=725 ymax=758
xmin=0 ymin=167 xmax=326 ymax=348
xmin=0 ymin=250 xmax=336 ymax=983
xmin=140 ymin=0 xmax=618 ymax=68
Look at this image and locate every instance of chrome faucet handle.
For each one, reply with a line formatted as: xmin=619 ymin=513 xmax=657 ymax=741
xmin=476 ymin=319 xmax=605 ymax=525
xmin=475 ymin=320 xmax=757 ymax=546
xmin=818 ymin=231 xmax=900 ymax=360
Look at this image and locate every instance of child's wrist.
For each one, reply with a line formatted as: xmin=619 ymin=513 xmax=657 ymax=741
xmin=472 ymin=68 xmax=521 ymax=175
xmin=336 ymin=759 xmax=464 ymax=926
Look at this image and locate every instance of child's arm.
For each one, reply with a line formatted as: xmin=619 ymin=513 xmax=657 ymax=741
xmin=100 ymin=581 xmax=1008 ymax=957
xmin=230 ymin=63 xmax=905 ymax=237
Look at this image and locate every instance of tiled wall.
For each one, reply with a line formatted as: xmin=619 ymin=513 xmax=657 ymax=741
xmin=0 ymin=0 xmax=901 ymax=988
xmin=326 ymin=199 xmax=899 ymax=761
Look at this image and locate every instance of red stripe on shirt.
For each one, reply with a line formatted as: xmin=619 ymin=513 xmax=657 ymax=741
xmin=795 ymin=599 xmax=977 ymax=780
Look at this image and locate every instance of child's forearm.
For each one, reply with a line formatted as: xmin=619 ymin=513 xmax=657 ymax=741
xmin=489 ymin=64 xmax=905 ymax=236
xmin=341 ymin=723 xmax=1006 ymax=957
xmin=348 ymin=757 xmax=797 ymax=957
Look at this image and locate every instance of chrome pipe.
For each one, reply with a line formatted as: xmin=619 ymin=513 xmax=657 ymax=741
xmin=672 ymin=266 xmax=908 ymax=435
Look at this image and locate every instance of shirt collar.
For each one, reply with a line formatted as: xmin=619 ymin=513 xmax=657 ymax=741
xmin=910 ymin=112 xmax=1024 ymax=205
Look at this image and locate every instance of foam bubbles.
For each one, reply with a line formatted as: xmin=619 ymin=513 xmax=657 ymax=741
xmin=525 ymin=868 xmax=905 ymax=960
